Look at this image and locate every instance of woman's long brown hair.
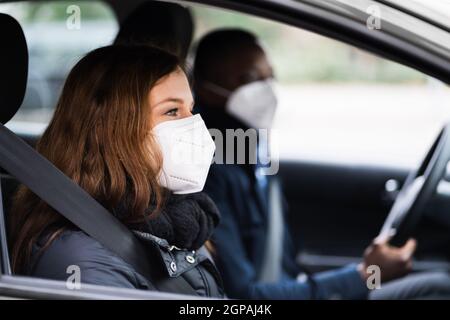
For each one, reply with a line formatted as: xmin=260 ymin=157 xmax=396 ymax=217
xmin=9 ymin=45 xmax=181 ymax=274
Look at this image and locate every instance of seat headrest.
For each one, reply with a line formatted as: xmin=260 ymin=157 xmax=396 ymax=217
xmin=114 ymin=2 xmax=193 ymax=60
xmin=0 ymin=13 xmax=28 ymax=124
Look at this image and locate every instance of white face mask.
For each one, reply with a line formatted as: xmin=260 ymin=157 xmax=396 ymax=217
xmin=204 ymin=79 xmax=278 ymax=129
xmin=153 ymin=114 xmax=215 ymax=194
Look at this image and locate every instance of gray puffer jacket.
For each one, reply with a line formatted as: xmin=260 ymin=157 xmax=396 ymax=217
xmin=29 ymin=229 xmax=225 ymax=298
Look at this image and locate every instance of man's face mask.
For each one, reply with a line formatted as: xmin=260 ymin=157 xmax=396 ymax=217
xmin=203 ymin=79 xmax=278 ymax=130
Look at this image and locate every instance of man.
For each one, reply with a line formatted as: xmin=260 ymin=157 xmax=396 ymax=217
xmin=193 ymin=29 xmax=450 ymax=299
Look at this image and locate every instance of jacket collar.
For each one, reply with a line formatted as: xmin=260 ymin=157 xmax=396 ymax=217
xmin=133 ymin=230 xmax=207 ymax=278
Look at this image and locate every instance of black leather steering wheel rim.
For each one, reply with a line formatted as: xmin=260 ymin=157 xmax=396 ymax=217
xmin=380 ymin=123 xmax=450 ymax=247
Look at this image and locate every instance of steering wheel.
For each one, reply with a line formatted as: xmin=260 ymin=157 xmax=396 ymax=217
xmin=379 ymin=123 xmax=450 ymax=247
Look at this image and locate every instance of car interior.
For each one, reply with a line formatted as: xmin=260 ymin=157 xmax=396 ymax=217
xmin=1 ymin=0 xmax=450 ymax=299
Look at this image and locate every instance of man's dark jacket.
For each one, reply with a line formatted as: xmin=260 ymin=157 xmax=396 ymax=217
xmin=200 ymin=106 xmax=368 ymax=299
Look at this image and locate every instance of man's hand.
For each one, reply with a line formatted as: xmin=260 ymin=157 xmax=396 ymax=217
xmin=358 ymin=237 xmax=417 ymax=283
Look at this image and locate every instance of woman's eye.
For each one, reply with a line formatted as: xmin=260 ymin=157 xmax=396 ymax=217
xmin=165 ymin=108 xmax=178 ymax=116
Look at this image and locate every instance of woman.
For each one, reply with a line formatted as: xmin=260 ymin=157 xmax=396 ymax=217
xmin=9 ymin=45 xmax=223 ymax=297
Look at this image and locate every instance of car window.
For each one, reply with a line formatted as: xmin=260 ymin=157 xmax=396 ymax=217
xmin=0 ymin=1 xmax=118 ymax=129
xmin=192 ymin=4 xmax=450 ymax=169
xmin=2 ymin=2 xmax=449 ymax=170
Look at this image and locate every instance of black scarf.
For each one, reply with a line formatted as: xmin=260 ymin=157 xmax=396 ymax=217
xmin=116 ymin=191 xmax=221 ymax=251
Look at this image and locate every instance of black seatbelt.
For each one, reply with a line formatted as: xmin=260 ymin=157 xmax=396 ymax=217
xmin=0 ymin=123 xmax=198 ymax=295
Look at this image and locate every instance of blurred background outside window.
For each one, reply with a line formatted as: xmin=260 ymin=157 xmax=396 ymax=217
xmin=1 ymin=1 xmax=450 ymax=169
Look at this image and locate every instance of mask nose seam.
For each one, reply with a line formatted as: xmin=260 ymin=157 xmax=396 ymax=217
xmin=168 ymin=174 xmax=199 ymax=185
xmin=175 ymin=138 xmax=213 ymax=148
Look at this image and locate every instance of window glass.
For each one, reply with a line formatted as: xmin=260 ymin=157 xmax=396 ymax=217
xmin=3 ymin=2 xmax=450 ymax=169
xmin=192 ymin=5 xmax=450 ymax=168
xmin=0 ymin=1 xmax=118 ymax=127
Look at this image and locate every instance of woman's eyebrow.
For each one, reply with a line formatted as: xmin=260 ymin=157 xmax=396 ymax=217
xmin=153 ymin=97 xmax=184 ymax=108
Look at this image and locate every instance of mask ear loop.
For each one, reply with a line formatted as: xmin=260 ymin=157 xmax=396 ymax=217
xmin=201 ymin=81 xmax=232 ymax=98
